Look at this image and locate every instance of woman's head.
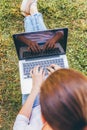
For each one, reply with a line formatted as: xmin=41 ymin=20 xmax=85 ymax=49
xmin=40 ymin=69 xmax=87 ymax=130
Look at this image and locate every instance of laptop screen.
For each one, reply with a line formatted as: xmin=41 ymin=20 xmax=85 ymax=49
xmin=13 ymin=28 xmax=68 ymax=60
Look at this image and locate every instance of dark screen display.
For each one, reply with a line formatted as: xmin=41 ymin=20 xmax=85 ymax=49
xmin=13 ymin=28 xmax=68 ymax=60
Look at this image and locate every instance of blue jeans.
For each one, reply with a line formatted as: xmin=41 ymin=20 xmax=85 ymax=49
xmin=22 ymin=12 xmax=47 ymax=107
xmin=24 ymin=12 xmax=47 ymax=32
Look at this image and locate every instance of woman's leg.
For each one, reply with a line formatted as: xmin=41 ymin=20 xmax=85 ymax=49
xmin=23 ymin=0 xmax=47 ymax=32
xmin=24 ymin=13 xmax=47 ymax=32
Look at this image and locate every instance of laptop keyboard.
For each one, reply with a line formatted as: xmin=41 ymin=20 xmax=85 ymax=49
xmin=23 ymin=58 xmax=64 ymax=79
xmin=23 ymin=48 xmax=61 ymax=59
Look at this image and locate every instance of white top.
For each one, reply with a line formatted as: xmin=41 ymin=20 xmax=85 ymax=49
xmin=13 ymin=105 xmax=43 ymax=130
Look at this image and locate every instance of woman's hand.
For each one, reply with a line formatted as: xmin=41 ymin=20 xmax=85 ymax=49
xmin=17 ymin=35 xmax=41 ymax=52
xmin=28 ymin=41 xmax=41 ymax=53
xmin=30 ymin=66 xmax=45 ymax=94
xmin=43 ymin=38 xmax=56 ymax=50
xmin=43 ymin=31 xmax=64 ymax=50
xmin=47 ymin=64 xmax=61 ymax=75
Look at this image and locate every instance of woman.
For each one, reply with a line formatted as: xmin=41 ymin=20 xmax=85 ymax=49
xmin=13 ymin=63 xmax=87 ymax=130
xmin=13 ymin=0 xmax=87 ymax=129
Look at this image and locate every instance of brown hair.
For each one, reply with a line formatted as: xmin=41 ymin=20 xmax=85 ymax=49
xmin=40 ymin=69 xmax=87 ymax=130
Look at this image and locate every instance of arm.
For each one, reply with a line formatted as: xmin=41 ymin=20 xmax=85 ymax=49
xmin=53 ymin=31 xmax=64 ymax=42
xmin=19 ymin=89 xmax=39 ymax=118
xmin=18 ymin=35 xmax=32 ymax=46
xmin=13 ymin=66 xmax=45 ymax=130
xmin=19 ymin=66 xmax=45 ymax=118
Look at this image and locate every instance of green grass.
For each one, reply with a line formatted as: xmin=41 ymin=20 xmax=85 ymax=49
xmin=0 ymin=0 xmax=87 ymax=129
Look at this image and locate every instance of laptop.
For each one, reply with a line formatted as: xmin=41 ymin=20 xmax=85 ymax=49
xmin=13 ymin=28 xmax=68 ymax=94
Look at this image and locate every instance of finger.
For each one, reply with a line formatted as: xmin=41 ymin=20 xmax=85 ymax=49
xmin=33 ymin=42 xmax=41 ymax=52
xmin=45 ymin=43 xmax=50 ymax=50
xmin=39 ymin=67 xmax=44 ymax=74
xmin=43 ymin=41 xmax=49 ymax=51
xmin=33 ymin=66 xmax=37 ymax=73
xmin=42 ymin=70 xmax=45 ymax=77
xmin=50 ymin=64 xmax=58 ymax=69
xmin=27 ymin=47 xmax=30 ymax=51
xmin=54 ymin=45 xmax=56 ymax=49
xmin=30 ymin=45 xmax=38 ymax=53
xmin=33 ymin=44 xmax=39 ymax=53
xmin=46 ymin=42 xmax=52 ymax=49
xmin=46 ymin=44 xmax=54 ymax=50
xmin=39 ymin=68 xmax=45 ymax=78
xmin=48 ymin=42 xmax=55 ymax=49
xmin=50 ymin=64 xmax=61 ymax=70
xmin=30 ymin=46 xmax=36 ymax=52
xmin=52 ymin=44 xmax=56 ymax=49
xmin=47 ymin=70 xmax=51 ymax=75
xmin=30 ymin=42 xmax=39 ymax=52
xmin=47 ymin=66 xmax=55 ymax=73
xmin=35 ymin=44 xmax=41 ymax=52
xmin=30 ymin=69 xmax=33 ymax=76
xmin=43 ymin=44 xmax=46 ymax=51
xmin=34 ymin=65 xmax=40 ymax=73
